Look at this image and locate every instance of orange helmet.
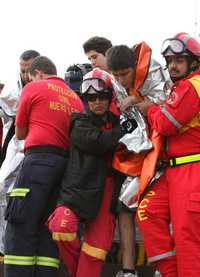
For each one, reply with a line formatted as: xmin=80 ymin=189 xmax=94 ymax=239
xmin=161 ymin=32 xmax=200 ymax=57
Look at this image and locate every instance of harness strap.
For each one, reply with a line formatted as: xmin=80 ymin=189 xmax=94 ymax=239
xmin=169 ymin=153 xmax=200 ymax=167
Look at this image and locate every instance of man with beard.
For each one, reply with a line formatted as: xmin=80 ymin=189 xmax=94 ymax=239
xmin=137 ymin=33 xmax=200 ymax=277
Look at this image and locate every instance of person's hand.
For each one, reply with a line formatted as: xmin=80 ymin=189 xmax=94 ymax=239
xmin=135 ymin=98 xmax=152 ymax=116
xmin=120 ymin=114 xmax=137 ymax=134
xmin=119 ymin=96 xmax=139 ymax=112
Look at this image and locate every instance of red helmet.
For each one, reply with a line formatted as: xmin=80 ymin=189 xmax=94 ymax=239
xmin=161 ymin=32 xmax=200 ymax=57
xmin=81 ymin=68 xmax=113 ymax=95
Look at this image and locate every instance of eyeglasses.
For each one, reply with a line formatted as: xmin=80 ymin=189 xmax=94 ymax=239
xmin=81 ymin=78 xmax=111 ymax=94
xmin=161 ymin=38 xmax=186 ymax=55
xmin=85 ymin=93 xmax=110 ymax=102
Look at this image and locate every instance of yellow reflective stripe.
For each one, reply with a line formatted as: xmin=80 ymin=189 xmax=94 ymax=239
xmin=10 ymin=188 xmax=30 ymax=197
xmin=81 ymin=242 xmax=107 ymax=261
xmin=36 ymin=256 xmax=59 ymax=268
xmin=4 ymin=255 xmax=59 ymax=268
xmin=10 ymin=192 xmax=27 ymax=197
xmin=188 ymin=75 xmax=200 ymax=97
xmin=11 ymin=188 xmax=30 ymax=193
xmin=52 ymin=232 xmax=76 ymax=241
xmin=4 ymin=255 xmax=35 ymax=266
xmin=170 ymin=153 xmax=200 ymax=166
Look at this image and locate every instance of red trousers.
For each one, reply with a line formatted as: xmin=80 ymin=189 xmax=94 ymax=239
xmin=137 ymin=162 xmax=200 ymax=277
xmin=48 ymin=178 xmax=115 ymax=277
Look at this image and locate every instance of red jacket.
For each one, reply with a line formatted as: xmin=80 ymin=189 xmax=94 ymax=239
xmin=148 ymin=69 xmax=200 ymax=158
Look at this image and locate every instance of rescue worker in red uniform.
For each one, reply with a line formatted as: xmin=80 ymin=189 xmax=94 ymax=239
xmin=4 ymin=56 xmax=84 ymax=277
xmin=47 ymin=69 xmax=137 ymax=277
xmin=136 ymin=33 xmax=200 ymax=277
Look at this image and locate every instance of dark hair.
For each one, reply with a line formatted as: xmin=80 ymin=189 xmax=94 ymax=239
xmin=106 ymin=45 xmax=135 ymax=71
xmin=28 ymin=56 xmax=57 ymax=75
xmin=83 ymin=36 xmax=112 ymax=55
xmin=20 ymin=50 xmax=40 ymax=61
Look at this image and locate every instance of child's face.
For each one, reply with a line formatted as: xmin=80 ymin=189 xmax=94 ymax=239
xmin=111 ymin=67 xmax=134 ymax=91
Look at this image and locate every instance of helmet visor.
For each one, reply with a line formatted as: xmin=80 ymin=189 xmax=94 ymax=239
xmin=81 ymin=78 xmax=110 ymax=94
xmin=161 ymin=38 xmax=186 ymax=55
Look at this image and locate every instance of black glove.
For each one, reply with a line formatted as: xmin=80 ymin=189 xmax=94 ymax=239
xmin=120 ymin=114 xmax=137 ymax=134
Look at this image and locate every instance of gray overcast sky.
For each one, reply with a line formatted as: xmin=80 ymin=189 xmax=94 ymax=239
xmin=0 ymin=0 xmax=200 ymax=83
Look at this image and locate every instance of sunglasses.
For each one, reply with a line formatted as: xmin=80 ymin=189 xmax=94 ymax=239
xmin=85 ymin=93 xmax=110 ymax=102
xmin=161 ymin=38 xmax=186 ymax=55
